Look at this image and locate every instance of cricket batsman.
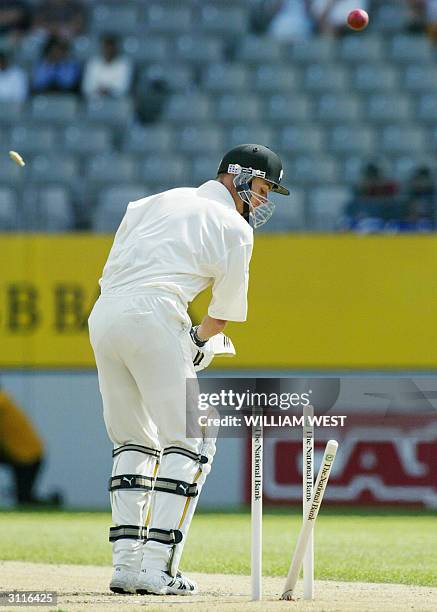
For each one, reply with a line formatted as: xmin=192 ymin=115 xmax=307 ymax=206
xmin=88 ymin=144 xmax=289 ymax=595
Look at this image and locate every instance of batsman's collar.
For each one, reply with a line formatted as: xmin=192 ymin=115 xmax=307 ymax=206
xmin=197 ymin=180 xmax=236 ymax=211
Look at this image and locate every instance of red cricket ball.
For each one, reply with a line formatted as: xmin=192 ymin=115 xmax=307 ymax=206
xmin=347 ymin=9 xmax=369 ymax=31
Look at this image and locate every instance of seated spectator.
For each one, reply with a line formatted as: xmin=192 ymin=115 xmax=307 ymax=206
xmin=136 ymin=76 xmax=170 ymax=124
xmin=313 ymin=0 xmax=369 ymax=36
xmin=406 ymin=165 xmax=436 ymax=204
xmin=267 ymin=0 xmax=316 ymax=42
xmin=340 ymin=162 xmax=401 ymax=232
xmin=0 ymin=51 xmax=28 ymax=102
xmin=0 ymin=0 xmax=31 ymax=42
xmin=33 ymin=0 xmax=85 ymax=40
xmin=0 ymin=382 xmax=62 ymax=507
xmin=32 ymin=36 xmax=81 ymax=94
xmin=406 ymin=0 xmax=427 ymax=33
xmin=82 ymin=34 xmax=132 ymax=99
xmin=399 ymin=199 xmax=434 ymax=231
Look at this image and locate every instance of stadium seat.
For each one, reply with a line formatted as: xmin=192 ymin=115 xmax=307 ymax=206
xmin=417 ymin=94 xmax=437 ymax=121
xmin=0 ymin=186 xmax=19 ymax=230
xmin=9 ymin=126 xmax=57 ymax=154
xmin=86 ymin=154 xmax=137 ymax=183
xmin=122 ymin=36 xmax=170 ymax=62
xmin=63 ymin=125 xmax=112 ymax=154
xmin=329 ymin=125 xmax=376 ymax=155
xmin=203 ymin=63 xmax=251 ymax=92
xmin=191 ymin=156 xmax=219 ymax=184
xmin=304 ymin=64 xmax=349 ymax=92
xmin=175 ymin=36 xmax=223 ymax=64
xmin=31 ymin=95 xmax=78 ymax=123
xmin=141 ymin=155 xmax=190 ymax=187
xmin=292 ymin=155 xmax=339 ymax=185
xmin=0 ymin=159 xmax=23 ymax=186
xmin=258 ymin=188 xmax=306 ymax=232
xmin=93 ymin=185 xmax=150 ymax=233
xmin=29 ymin=155 xmax=78 ymax=184
xmin=216 ymin=95 xmax=261 ymax=123
xmin=317 ymin=94 xmax=361 ymax=122
xmin=146 ymin=5 xmax=192 ymax=32
xmin=0 ymin=102 xmax=23 ymax=125
xmin=338 ymin=36 xmax=385 ymax=62
xmin=33 ymin=185 xmax=75 ymax=232
xmin=178 ymin=126 xmax=224 ymax=154
xmin=139 ymin=64 xmax=193 ymax=91
xmin=391 ymin=156 xmax=422 ymax=179
xmin=265 ymin=94 xmax=311 ymax=123
xmin=236 ymin=36 xmax=283 ymax=64
xmin=309 ymin=186 xmax=351 ymax=231
xmin=223 ymin=126 xmax=274 ymax=150
xmin=352 ymin=65 xmax=399 ymax=92
xmin=373 ymin=3 xmax=408 ymax=32
xmin=254 ymin=66 xmax=301 ymax=93
xmin=163 ymin=94 xmax=212 ymax=122
xmin=404 ymin=65 xmax=437 ymax=93
xmin=279 ymin=125 xmax=326 ymax=154
xmin=85 ymin=98 xmax=134 ymax=125
xmin=390 ymin=35 xmax=432 ymax=63
xmin=380 ymin=125 xmax=427 ymax=154
xmin=340 ymin=156 xmax=366 ymax=185
xmin=197 ymin=5 xmax=248 ymax=36
xmin=291 ymin=38 xmax=335 ymax=63
xmin=72 ymin=35 xmax=100 ymax=61
xmin=366 ymin=94 xmax=412 ymax=122
xmin=122 ymin=125 xmax=174 ymax=154
xmin=91 ymin=4 xmax=140 ymax=34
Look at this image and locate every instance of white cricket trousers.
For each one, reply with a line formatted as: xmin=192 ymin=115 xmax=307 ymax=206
xmin=88 ymin=291 xmax=214 ymax=575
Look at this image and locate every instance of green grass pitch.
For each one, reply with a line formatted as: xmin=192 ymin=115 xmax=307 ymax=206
xmin=0 ymin=507 xmax=435 ymax=587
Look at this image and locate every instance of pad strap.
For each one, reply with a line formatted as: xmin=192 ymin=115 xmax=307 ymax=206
xmin=109 ymin=524 xmax=147 ymax=542
xmin=154 ymin=477 xmax=198 ymax=497
xmin=112 ymin=444 xmax=160 ymax=459
xmin=162 ymin=446 xmax=208 ymax=465
xmin=108 ymin=474 xmax=153 ymax=491
xmin=147 ymin=528 xmax=183 ymax=545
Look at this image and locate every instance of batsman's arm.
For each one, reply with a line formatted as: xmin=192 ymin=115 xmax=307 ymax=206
xmin=196 ymin=315 xmax=227 ymax=342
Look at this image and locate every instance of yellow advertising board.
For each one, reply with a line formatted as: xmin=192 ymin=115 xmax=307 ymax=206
xmin=1 ymin=234 xmax=436 ymax=368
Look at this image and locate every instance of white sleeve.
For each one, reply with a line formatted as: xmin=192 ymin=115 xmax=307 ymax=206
xmin=208 ymin=242 xmax=253 ymax=322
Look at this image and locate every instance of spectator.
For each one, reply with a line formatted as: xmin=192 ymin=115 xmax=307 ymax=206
xmin=313 ymin=0 xmax=369 ymax=36
xmin=0 ymin=383 xmax=62 ymax=507
xmin=267 ymin=0 xmax=316 ymax=42
xmin=0 ymin=0 xmax=31 ymax=43
xmin=33 ymin=0 xmax=85 ymax=40
xmin=406 ymin=165 xmax=436 ymax=204
xmin=341 ymin=162 xmax=401 ymax=232
xmin=406 ymin=0 xmax=427 ymax=33
xmin=82 ymin=34 xmax=132 ymax=99
xmin=0 ymin=51 xmax=28 ymax=102
xmin=399 ymin=199 xmax=434 ymax=231
xmin=32 ymin=36 xmax=81 ymax=94
xmin=136 ymin=76 xmax=170 ymax=124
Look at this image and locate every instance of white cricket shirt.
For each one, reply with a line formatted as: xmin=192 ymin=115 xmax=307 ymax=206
xmin=99 ymin=180 xmax=254 ymax=322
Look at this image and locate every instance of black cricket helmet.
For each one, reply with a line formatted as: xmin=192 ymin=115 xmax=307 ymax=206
xmin=217 ymin=144 xmax=290 ymax=196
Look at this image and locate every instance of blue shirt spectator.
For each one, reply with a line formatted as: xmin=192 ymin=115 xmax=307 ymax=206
xmin=32 ymin=36 xmax=80 ymax=94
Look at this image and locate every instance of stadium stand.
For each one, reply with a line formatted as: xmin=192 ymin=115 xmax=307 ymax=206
xmin=0 ymin=0 xmax=436 ymax=232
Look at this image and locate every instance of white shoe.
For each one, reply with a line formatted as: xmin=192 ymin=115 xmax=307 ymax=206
xmin=136 ymin=568 xmax=198 ymax=595
xmin=109 ymin=566 xmax=139 ymax=594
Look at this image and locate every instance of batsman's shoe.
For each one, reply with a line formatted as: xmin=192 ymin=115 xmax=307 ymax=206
xmin=109 ymin=566 xmax=139 ymax=594
xmin=136 ymin=568 xmax=198 ymax=595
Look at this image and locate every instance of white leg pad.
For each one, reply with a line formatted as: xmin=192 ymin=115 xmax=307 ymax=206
xmin=142 ymin=439 xmax=215 ymax=576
